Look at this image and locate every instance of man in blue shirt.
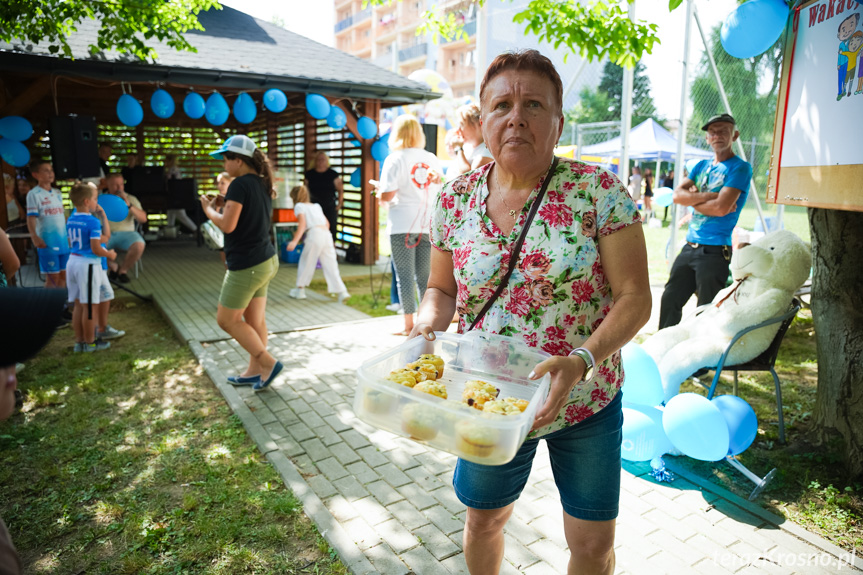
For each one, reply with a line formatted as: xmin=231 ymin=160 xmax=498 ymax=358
xmin=658 ymin=114 xmax=753 ymax=328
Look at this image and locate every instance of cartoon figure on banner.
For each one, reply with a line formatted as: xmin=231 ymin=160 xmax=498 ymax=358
xmin=837 ymin=12 xmax=861 ymax=100
xmin=841 ymin=31 xmax=863 ymax=97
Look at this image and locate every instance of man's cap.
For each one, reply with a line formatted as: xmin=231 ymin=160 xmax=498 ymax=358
xmin=701 ymin=113 xmax=737 ymax=131
xmin=210 ymin=135 xmax=257 ymax=160
xmin=0 ymin=288 xmax=66 ymax=367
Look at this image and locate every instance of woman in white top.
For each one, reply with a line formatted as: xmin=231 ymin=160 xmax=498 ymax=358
xmin=286 ymin=184 xmax=349 ymax=302
xmin=453 ymin=103 xmax=494 ymax=172
xmin=374 ymin=114 xmax=442 ymax=335
xmin=628 ymin=165 xmax=643 ymax=205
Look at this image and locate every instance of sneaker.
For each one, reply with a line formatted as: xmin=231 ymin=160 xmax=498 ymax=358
xmin=337 ymin=291 xmax=351 ymax=304
xmin=82 ymin=340 xmax=111 ymax=353
xmin=108 ymin=270 xmax=119 ymax=281
xmin=73 ymin=342 xmax=85 ymax=353
xmin=289 ymin=287 xmax=306 ymax=299
xmin=385 ymin=303 xmax=402 ymax=312
xmin=118 ymin=273 xmax=131 ymax=284
xmin=97 ymin=325 xmax=126 ymax=340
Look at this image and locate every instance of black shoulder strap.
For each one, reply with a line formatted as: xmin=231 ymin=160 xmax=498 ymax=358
xmin=468 ymin=157 xmax=559 ymax=332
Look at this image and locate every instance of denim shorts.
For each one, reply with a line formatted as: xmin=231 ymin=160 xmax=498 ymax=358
xmin=453 ymin=391 xmax=623 ymax=521
xmin=106 ymin=231 xmax=145 ymax=252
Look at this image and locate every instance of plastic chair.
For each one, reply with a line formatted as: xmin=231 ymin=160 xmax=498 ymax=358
xmin=698 ymin=299 xmax=802 ymax=444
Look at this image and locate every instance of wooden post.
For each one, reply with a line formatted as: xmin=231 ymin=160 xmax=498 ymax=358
xmin=360 ymin=100 xmax=380 ymax=265
xmin=267 ymin=115 xmax=278 ymax=168
xmin=304 ymin=115 xmax=317 ymax=172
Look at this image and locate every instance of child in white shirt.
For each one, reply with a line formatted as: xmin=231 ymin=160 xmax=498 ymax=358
xmin=286 ymin=185 xmax=349 ymax=303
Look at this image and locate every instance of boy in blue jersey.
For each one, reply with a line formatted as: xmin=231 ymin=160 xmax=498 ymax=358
xmin=659 ymin=114 xmax=753 ymax=328
xmin=66 ymin=183 xmax=117 ymax=352
xmin=26 ymin=160 xmax=70 ymax=289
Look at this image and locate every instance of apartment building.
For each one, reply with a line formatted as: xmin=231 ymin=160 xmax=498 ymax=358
xmin=334 ymin=0 xmax=603 ymax=108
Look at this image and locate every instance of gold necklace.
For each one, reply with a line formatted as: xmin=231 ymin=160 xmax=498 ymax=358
xmin=492 ymin=170 xmax=519 ymax=221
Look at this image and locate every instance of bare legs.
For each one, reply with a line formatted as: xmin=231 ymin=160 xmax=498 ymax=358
xmin=463 ymin=506 xmax=615 ymax=575
xmin=118 ymin=241 xmax=145 ymax=275
xmin=216 ymin=297 xmax=275 ymax=378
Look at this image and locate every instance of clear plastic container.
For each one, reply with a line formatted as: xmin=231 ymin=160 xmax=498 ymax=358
xmin=355 ymin=331 xmax=551 ymax=465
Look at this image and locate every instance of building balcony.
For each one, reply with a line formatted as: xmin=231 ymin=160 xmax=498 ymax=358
xmin=335 ymin=15 xmax=354 ymax=33
xmin=442 ymin=19 xmax=476 ymax=42
xmin=354 ymin=6 xmax=371 ymax=24
xmin=398 ymin=43 xmax=428 ymax=62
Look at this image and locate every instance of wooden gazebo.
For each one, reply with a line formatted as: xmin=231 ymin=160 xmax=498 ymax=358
xmin=0 ymin=6 xmax=438 ymax=264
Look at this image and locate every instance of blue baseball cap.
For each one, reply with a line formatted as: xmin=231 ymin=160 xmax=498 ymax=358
xmin=210 ymin=135 xmax=257 ymax=160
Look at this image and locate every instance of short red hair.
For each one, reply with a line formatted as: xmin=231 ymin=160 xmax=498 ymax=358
xmin=479 ymin=49 xmax=563 ymax=116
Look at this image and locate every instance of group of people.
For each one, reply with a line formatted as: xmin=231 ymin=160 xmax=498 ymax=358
xmin=0 ymin=47 xmax=756 ymax=575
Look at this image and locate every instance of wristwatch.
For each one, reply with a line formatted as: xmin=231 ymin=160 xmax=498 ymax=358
xmin=568 ymin=347 xmax=595 ymax=381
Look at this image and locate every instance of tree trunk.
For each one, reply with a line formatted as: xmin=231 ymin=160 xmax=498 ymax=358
xmin=809 ymin=208 xmax=863 ymax=478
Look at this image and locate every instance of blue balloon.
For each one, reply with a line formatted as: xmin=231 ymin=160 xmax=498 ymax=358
xmin=357 ymin=116 xmax=377 ymax=139
xmin=653 ymin=187 xmax=674 ymax=208
xmin=721 ymin=0 xmax=789 ymax=59
xmin=712 ymin=395 xmax=758 ymax=456
xmin=620 ymin=342 xmax=664 ymax=407
xmin=348 ymin=137 xmax=362 ymax=148
xmin=350 ymin=167 xmax=361 ymax=188
xmin=371 ymin=138 xmax=390 ymax=162
xmin=183 ymin=92 xmax=206 ymax=119
xmin=621 ymin=405 xmax=674 ymax=462
xmin=0 ymin=138 xmax=30 ymax=167
xmin=206 ymin=93 xmax=230 ymax=126
xmin=0 ymin=116 xmax=33 ymax=141
xmin=379 ymin=132 xmax=390 ymax=146
xmin=663 ymin=393 xmax=730 ymax=461
xmin=98 ymin=193 xmax=129 ymax=222
xmin=150 ymin=89 xmax=175 ymax=119
xmin=327 ymin=106 xmax=347 ymax=129
xmin=116 ymin=94 xmax=143 ymax=127
xmin=263 ymin=89 xmax=287 ymax=113
xmin=233 ymin=93 xmax=257 ymax=124
xmin=305 ymin=93 xmax=331 ymax=120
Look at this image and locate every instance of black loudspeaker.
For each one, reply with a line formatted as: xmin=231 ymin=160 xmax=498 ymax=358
xmin=48 ymin=115 xmax=100 ymax=179
xmin=422 ymin=123 xmax=438 ymax=155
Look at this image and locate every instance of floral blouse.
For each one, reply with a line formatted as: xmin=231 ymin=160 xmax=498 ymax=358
xmin=430 ymin=157 xmax=641 ymax=439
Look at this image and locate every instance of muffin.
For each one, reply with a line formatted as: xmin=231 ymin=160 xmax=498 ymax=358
xmin=418 ymin=354 xmax=445 ymax=378
xmin=455 ymin=420 xmax=500 ymax=458
xmin=482 ymin=399 xmax=523 ymax=416
xmin=386 ymin=368 xmax=420 ymax=388
xmin=414 ymin=380 xmax=448 ymax=399
xmin=502 ymin=397 xmax=530 ymax=413
xmin=401 ymin=403 xmax=441 ymax=441
xmin=462 ymin=379 xmax=500 ymax=410
xmin=406 ymin=362 xmax=438 ymax=382
xmin=362 ymin=389 xmax=395 ymax=415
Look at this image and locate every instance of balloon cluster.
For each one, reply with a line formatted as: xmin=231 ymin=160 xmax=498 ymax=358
xmin=721 ymin=0 xmax=790 ymax=59
xmin=0 ymin=116 xmax=34 ymax=167
xmin=620 ymin=342 xmax=759 ymax=474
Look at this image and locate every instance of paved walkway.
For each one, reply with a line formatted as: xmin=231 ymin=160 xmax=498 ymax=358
xmin=112 ymin=240 xmax=863 ymax=574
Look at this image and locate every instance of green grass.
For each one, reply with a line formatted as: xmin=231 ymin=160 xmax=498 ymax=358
xmin=0 ymin=295 xmax=348 ymax=575
xmin=652 ymin=311 xmax=863 ymax=552
xmin=310 ymin=272 xmax=396 ymax=318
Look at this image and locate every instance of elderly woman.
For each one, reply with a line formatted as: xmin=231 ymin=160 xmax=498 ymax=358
xmin=304 ymin=151 xmax=345 ymax=244
xmin=453 ymin=103 xmax=494 ymax=173
xmin=412 ymin=50 xmax=651 ymax=575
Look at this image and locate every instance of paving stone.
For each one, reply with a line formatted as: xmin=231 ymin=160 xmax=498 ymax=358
xmin=274 ymin=436 xmax=305 ymax=458
xmin=366 ymin=480 xmax=403 ymax=506
xmin=614 ymin=523 xmax=662 ymax=560
xmin=528 ymin=513 xmax=565 ymax=544
xmin=309 ymin=400 xmax=336 ymax=418
xmin=345 ymin=460 xmax=379 ymax=485
xmin=317 ymin=457 xmax=349 ymax=481
xmin=310 ymin=424 xmax=342 ymax=447
xmin=646 ymin=549 xmax=694 ymax=573
xmin=618 ymin=489 xmax=655 ymax=516
xmin=414 ymin=523 xmax=461 ymax=560
xmin=366 ymin=543 xmax=411 ymax=575
xmin=274 ymin=385 xmax=300 ymax=402
xmin=526 ymin=539 xmax=570 ymax=571
xmin=383 ymin=448 xmax=421 ymax=470
xmin=343 ymin=514 xmax=382 ymax=550
xmin=255 ymin=407 xmax=279 ymax=426
xmin=504 ymin=514 xmax=543 ymax=547
xmin=406 ymin=466 xmax=447 ymax=492
xmin=523 ymin=560 xmax=563 ymax=575
xmin=320 ymin=412 xmax=354 ymax=433
xmin=298 ymin=410 xmax=326 ymax=430
xmin=639 ymin=489 xmax=693 ymax=520
xmin=441 ymin=553 xmax=470 ymax=574
xmin=330 ymin=442 xmax=362 ymax=466
xmin=387 ymin=499 xmax=431 ymax=531
xmin=356 ymin=445 xmax=390 ymax=468
xmin=716 ymin=520 xmax=776 ymax=553
xmin=414 ymin=451 xmax=454 ymax=476
xmin=300 ymin=437 xmax=333 ymax=462
xmin=642 ymin=507 xmax=698 ymax=542
xmin=287 ymin=397 xmax=314 ymax=415
xmin=260 ymin=393 xmax=290 ymax=413
xmin=424 ymin=505 xmax=464 ymax=536
xmin=352 ymin=495 xmax=392 ymax=526
xmin=430 ymin=486 xmax=465 ymax=515
xmin=262 ymin=421 xmax=289 ymax=441
xmin=377 ymin=518 xmax=421 ymax=554
xmin=393 ymin=436 xmax=428 ymax=455
xmin=401 ymin=543 xmax=443 ymax=573
xmin=340 ymin=428 xmax=372 ymax=450
xmin=691 ymin=557 xmax=738 ymax=575
xmin=685 ymin=534 xmax=738 ymax=566
xmin=333 ymin=475 xmax=369 ymax=500
xmin=291 ymin=454 xmax=318 ymax=476
xmin=500 ymin=559 xmax=525 ymax=575
xmin=377 ymin=463 xmax=413 ymax=488
xmin=326 ymin=494 xmax=359 ymax=522
xmin=646 ymin=528 xmax=703 ymax=566
xmin=286 ymin=421 xmax=317 ymax=443
xmin=503 ymin=532 xmax=541 ymax=570
xmin=306 ymin=474 xmax=338 ymax=499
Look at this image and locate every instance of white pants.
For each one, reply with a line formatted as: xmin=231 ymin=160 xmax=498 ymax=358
xmin=296 ymin=226 xmax=346 ymax=294
xmin=167 ymin=209 xmax=197 ymax=232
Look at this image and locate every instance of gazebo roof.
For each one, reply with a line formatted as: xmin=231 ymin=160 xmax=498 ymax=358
xmin=0 ymin=6 xmax=438 ymax=105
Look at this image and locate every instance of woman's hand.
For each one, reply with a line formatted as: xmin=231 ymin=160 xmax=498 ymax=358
xmin=408 ymin=322 xmax=435 ymax=341
xmin=528 ymin=356 xmax=585 ymax=432
xmin=200 ymin=194 xmax=215 ymax=212
xmin=286 ymin=240 xmax=298 ymax=252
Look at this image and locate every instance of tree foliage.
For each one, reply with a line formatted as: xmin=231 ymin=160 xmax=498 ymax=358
xmin=365 ymin=0 xmax=661 ymax=67
xmin=567 ymin=61 xmax=659 ymax=126
xmin=0 ymin=0 xmax=221 ymax=61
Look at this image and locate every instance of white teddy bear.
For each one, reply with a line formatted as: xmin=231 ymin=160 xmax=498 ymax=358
xmin=642 ymin=230 xmax=811 ymax=403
